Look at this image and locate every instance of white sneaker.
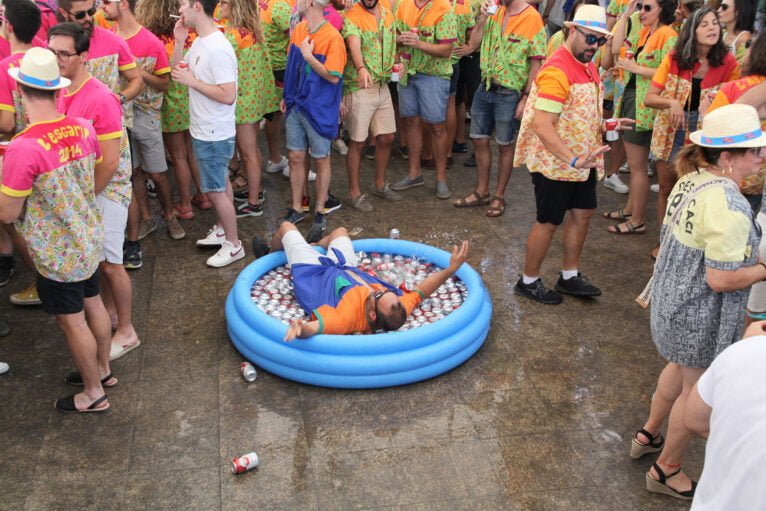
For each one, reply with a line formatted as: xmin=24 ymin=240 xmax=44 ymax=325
xmin=196 ymin=225 xmax=226 ymax=247
xmin=282 ymin=165 xmax=317 ymax=182
xmin=265 ymin=155 xmax=288 ymax=174
xmin=0 ymin=361 xmax=8 ymax=374
xmin=604 ymin=173 xmax=629 ymax=194
xmin=206 ymin=240 xmax=245 ymax=267
xmin=618 ymin=162 xmax=629 ymax=174
xmin=650 ymin=184 xmax=660 ymax=193
xmin=332 ymin=138 xmax=349 ymax=155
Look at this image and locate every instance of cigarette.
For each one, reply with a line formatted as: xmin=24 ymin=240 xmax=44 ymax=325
xmin=169 ymin=14 xmax=180 ymax=18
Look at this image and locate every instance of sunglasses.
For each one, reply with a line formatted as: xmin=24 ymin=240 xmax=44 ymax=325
xmin=635 ymin=3 xmax=654 ymax=12
xmin=574 ymin=26 xmax=608 ymax=46
xmin=102 ymin=0 xmax=121 ymax=4
xmin=719 ymin=3 xmax=730 ymax=10
xmin=67 ymin=6 xmax=97 ymax=19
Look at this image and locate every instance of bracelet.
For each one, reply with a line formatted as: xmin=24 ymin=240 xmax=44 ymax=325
xmin=759 ymin=261 xmax=766 ymax=279
xmin=356 ymin=65 xmax=366 ymax=72
xmin=570 ymin=156 xmax=579 ymax=168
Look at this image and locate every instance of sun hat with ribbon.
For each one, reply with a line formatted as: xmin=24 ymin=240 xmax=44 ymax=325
xmin=689 ymin=104 xmax=766 ymax=149
xmin=563 ymin=4 xmax=611 ymax=36
xmin=8 ymin=47 xmax=71 ymax=91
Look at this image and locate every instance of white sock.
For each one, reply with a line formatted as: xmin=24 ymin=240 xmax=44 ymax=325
xmin=522 ymin=274 xmax=539 ymax=285
xmin=561 ymin=269 xmax=578 ymax=280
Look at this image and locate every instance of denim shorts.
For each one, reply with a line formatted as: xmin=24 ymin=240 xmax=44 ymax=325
xmin=469 ymin=87 xmax=521 ymax=145
xmin=397 ymin=73 xmax=450 ymax=124
xmin=668 ymin=110 xmax=699 ymax=163
xmin=285 ymin=109 xmax=332 ymax=158
xmin=191 ymin=136 xmax=235 ymax=193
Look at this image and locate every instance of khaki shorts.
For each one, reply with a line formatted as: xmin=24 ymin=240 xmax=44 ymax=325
xmin=343 ymin=84 xmax=396 ymax=143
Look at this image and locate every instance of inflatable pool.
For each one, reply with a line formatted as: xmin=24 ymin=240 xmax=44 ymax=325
xmin=225 ymin=238 xmax=493 ymax=389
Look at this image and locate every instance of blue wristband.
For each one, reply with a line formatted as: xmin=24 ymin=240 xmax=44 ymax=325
xmin=570 ymin=156 xmax=579 ymax=168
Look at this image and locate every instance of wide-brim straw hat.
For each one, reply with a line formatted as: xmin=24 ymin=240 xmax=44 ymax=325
xmin=8 ymin=47 xmax=70 ymax=91
xmin=689 ymin=104 xmax=766 ymax=149
xmin=563 ymin=5 xmax=611 ymax=36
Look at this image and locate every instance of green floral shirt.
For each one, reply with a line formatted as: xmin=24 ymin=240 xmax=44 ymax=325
xmin=261 ymin=0 xmax=293 ymax=71
xmin=395 ymin=0 xmax=458 ymax=84
xmin=451 ymin=0 xmax=475 ymax=64
xmin=342 ymin=3 xmax=398 ymax=94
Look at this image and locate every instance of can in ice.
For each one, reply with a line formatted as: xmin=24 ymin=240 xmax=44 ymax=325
xmin=240 ymin=362 xmax=257 ymax=382
xmin=390 ymin=228 xmax=400 ymax=239
xmin=231 ymin=452 xmax=259 ymax=474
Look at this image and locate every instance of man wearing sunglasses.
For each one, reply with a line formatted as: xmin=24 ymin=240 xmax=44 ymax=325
xmin=514 ymin=5 xmax=632 ymax=304
xmin=262 ymin=222 xmax=469 ymax=340
xmin=56 ymin=0 xmax=143 ymax=128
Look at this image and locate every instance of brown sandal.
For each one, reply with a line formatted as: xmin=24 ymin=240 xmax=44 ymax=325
xmin=607 ymin=220 xmax=646 ymax=235
xmin=453 ymin=191 xmax=490 ymax=208
xmin=602 ymin=208 xmax=631 ymax=221
xmin=486 ymin=196 xmax=506 ymax=217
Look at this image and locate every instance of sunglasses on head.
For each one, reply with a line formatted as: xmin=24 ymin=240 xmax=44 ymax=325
xmin=574 ymin=26 xmax=608 ymax=46
xmin=67 ymin=6 xmax=97 ymax=19
xmin=635 ymin=3 xmax=653 ymax=12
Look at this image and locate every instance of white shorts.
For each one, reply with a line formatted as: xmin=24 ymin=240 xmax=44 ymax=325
xmin=748 ymin=212 xmax=766 ymax=316
xmin=282 ymin=230 xmax=357 ymax=268
xmin=96 ymin=195 xmax=128 ymax=264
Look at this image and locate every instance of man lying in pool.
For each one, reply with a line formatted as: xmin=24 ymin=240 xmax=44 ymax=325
xmin=264 ymin=222 xmax=469 ymax=340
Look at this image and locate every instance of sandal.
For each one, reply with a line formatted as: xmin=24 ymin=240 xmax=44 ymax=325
xmin=172 ymin=203 xmax=195 ymax=220
xmin=630 ymin=428 xmax=665 ymax=459
xmin=608 ymin=220 xmax=646 ymax=235
xmin=191 ymin=194 xmax=212 ymax=210
xmin=602 ymin=209 xmax=631 ymax=221
xmin=453 ymin=191 xmax=490 ymax=208
xmin=486 ymin=196 xmax=506 ymax=218
xmin=54 ymin=393 xmax=110 ymax=414
xmin=65 ymin=372 xmax=118 ymax=388
xmin=646 ymin=463 xmax=697 ymax=500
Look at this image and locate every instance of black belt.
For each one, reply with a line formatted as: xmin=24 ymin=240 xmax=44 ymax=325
xmin=486 ymin=82 xmax=518 ymax=95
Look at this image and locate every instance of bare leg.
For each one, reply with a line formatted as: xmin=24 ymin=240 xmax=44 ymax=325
xmin=492 ymin=143 xmax=515 ymax=198
xmin=373 ymin=133 xmax=394 ymax=189
xmin=164 ymin=131 xmax=193 ymax=209
xmin=472 ymin=138 xmax=491 ymax=196
xmin=455 ymin=101 xmax=467 ymax=145
xmin=56 ymin=311 xmax=108 ymax=410
xmin=150 ymin=172 xmax=176 ymax=221
xmin=313 ymin=155 xmax=331 ymax=212
xmin=288 ymin=150 xmax=307 ymax=212
xmin=100 ymin=261 xmax=139 ymax=350
xmin=445 ymin=95 xmax=457 ymax=159
xmin=265 ymin=112 xmax=284 ymax=165
xmin=656 ymin=159 xmax=677 ymax=226
xmin=206 ymin=181 xmax=239 ymax=244
xmin=83 ymin=292 xmax=115 ymax=377
xmin=428 ymin=121 xmax=449 ymax=183
xmin=236 ymin=123 xmax=263 ymax=206
xmin=404 ymin=116 xmax=423 ymax=179
xmin=346 ymin=140 xmax=364 ymax=199
xmin=421 ymin=122 xmax=433 ymax=161
xmin=523 ymin=222 xmax=558 ymax=277
xmin=638 ymin=363 xmax=683 ymax=442
xmin=621 ymin=141 xmax=650 ymax=226
xmin=605 ymin=138 xmax=626 ymax=177
xmin=561 ymin=208 xmax=594 ymax=271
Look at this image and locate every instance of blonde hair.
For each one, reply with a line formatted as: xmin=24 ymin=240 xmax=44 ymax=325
xmin=226 ymin=0 xmax=264 ymax=43
xmin=674 ymin=144 xmax=748 ymax=177
xmin=137 ymin=0 xmax=177 ymax=38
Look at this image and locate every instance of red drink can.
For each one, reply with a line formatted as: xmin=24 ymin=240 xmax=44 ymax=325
xmin=410 ymin=28 xmax=419 ymax=35
xmin=231 ymin=452 xmax=259 ymax=474
xmin=624 ymin=50 xmax=634 ymax=60
xmin=178 ymin=60 xmax=189 ymax=69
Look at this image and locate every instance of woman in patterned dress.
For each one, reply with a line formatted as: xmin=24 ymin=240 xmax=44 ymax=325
xmin=138 ymin=0 xmax=210 ymax=220
xmin=631 ymin=104 xmax=766 ymax=500
xmin=219 ymin=0 xmax=281 ymax=217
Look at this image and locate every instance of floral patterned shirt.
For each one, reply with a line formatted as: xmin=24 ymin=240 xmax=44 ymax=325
xmin=260 ymin=0 xmax=295 ymax=71
xmin=122 ymin=26 xmax=171 ymax=119
xmin=451 ymin=0 xmax=474 ymax=64
xmin=87 ymin=26 xmax=137 ymax=129
xmin=0 ymin=52 xmax=28 ymax=134
xmin=342 ymin=3 xmax=397 ymax=94
xmin=479 ymin=5 xmax=546 ymax=91
xmin=515 ymin=45 xmax=604 ymax=182
xmin=1 ymin=116 xmax=103 ymax=282
xmin=395 ymin=0 xmax=457 ymax=84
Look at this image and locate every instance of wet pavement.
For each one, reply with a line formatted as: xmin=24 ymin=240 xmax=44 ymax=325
xmin=0 ymin=146 xmax=701 ymax=510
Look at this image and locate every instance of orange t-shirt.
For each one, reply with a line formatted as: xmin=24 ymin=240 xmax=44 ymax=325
xmin=314 ymin=284 xmax=423 ymax=335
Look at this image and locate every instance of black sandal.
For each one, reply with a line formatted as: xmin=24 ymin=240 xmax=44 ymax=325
xmin=64 ymin=371 xmax=117 ymax=388
xmin=54 ymin=394 xmax=110 ymax=414
xmin=630 ymin=428 xmax=664 ymax=459
xmin=645 ymin=462 xmax=697 ymax=500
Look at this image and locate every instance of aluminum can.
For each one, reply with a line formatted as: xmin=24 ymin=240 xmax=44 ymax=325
xmin=486 ymin=0 xmax=498 ymax=14
xmin=240 ymin=362 xmax=257 ymax=382
xmin=390 ymin=228 xmax=400 ymax=239
xmin=605 ymin=118 xmax=619 ymax=142
xmin=391 ymin=62 xmax=403 ymax=83
xmin=624 ymin=49 xmax=634 ymax=60
xmin=178 ymin=60 xmax=189 ymax=69
xmin=231 ymin=452 xmax=259 ymax=474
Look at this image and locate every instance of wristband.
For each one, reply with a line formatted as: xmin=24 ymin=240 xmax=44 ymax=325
xmin=570 ymin=156 xmax=579 ymax=168
xmin=356 ymin=65 xmax=366 ymax=72
xmin=760 ymin=261 xmax=766 ymax=279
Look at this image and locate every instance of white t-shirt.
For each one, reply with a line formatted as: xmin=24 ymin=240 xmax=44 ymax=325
xmin=691 ymin=336 xmax=766 ymax=510
xmin=186 ymin=30 xmax=237 ymax=141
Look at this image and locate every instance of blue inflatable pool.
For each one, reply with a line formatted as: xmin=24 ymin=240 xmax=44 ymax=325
xmin=225 ymin=238 xmax=492 ymax=388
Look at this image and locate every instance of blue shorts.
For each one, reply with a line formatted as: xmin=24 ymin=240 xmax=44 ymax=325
xmin=285 ymin=109 xmax=332 ymax=159
xmin=191 ymin=136 xmax=235 ymax=193
xmin=668 ymin=110 xmax=699 ymax=162
xmin=469 ymin=87 xmax=521 ymax=146
xmin=397 ymin=73 xmax=450 ymax=124
xmin=448 ymin=63 xmax=459 ymax=97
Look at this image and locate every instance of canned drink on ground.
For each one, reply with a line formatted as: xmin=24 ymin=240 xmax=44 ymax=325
xmin=241 ymin=362 xmax=257 ymax=382
xmin=390 ymin=228 xmax=400 ymax=239
xmin=231 ymin=452 xmax=259 ymax=474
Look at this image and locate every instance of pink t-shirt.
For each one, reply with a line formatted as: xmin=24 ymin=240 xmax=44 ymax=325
xmin=0 ymin=52 xmax=26 ymax=133
xmin=58 ymin=77 xmax=132 ymax=208
xmin=122 ymin=26 xmax=170 ymax=117
xmin=1 ymin=116 xmax=103 ymax=282
xmin=0 ymin=36 xmax=46 ymax=61
xmin=86 ymin=26 xmax=137 ymax=127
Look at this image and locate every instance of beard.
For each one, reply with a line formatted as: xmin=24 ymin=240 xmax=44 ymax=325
xmin=575 ymin=49 xmax=594 ymax=63
xmin=361 ymin=0 xmax=379 ymax=9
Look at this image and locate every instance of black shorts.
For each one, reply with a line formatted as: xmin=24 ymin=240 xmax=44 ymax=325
xmin=457 ymin=52 xmax=481 ymax=107
xmin=272 ymin=68 xmax=285 ymax=88
xmin=37 ymin=270 xmax=100 ymax=315
xmin=532 ymin=169 xmax=597 ymax=225
xmin=449 ymin=62 xmax=459 ymax=96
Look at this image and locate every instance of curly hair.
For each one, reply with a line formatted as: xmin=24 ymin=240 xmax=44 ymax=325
xmin=136 ymin=0 xmax=177 ymax=38
xmin=225 ymin=0 xmax=263 ymax=43
xmin=674 ymin=7 xmax=729 ymax=70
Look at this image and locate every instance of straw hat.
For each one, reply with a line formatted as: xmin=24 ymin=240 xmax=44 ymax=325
xmin=7 ymin=47 xmax=70 ymax=91
xmin=689 ymin=104 xmax=766 ymax=149
xmin=563 ymin=5 xmax=611 ymax=36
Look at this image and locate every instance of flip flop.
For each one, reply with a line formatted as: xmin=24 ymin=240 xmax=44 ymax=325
xmin=54 ymin=394 xmax=110 ymax=414
xmin=65 ymin=372 xmax=118 ymax=388
xmin=191 ymin=194 xmax=212 ymax=210
xmin=453 ymin=191 xmax=490 ymax=208
xmin=602 ymin=209 xmax=631 ymax=221
xmin=608 ymin=220 xmax=646 ymax=235
xmin=172 ymin=203 xmax=195 ymax=220
xmin=109 ymin=339 xmax=141 ymax=361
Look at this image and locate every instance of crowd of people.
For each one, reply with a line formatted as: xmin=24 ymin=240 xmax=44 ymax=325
xmin=0 ymin=0 xmax=766 ymax=505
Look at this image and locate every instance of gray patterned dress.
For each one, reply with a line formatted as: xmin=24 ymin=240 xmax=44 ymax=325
xmin=651 ymin=170 xmax=761 ymax=368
